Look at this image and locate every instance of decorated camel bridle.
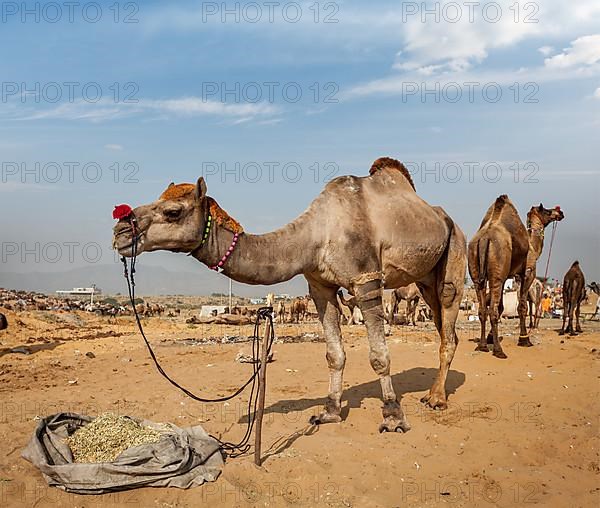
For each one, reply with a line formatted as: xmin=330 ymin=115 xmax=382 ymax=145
xmin=111 ymin=201 xmax=274 ymax=458
xmin=526 ymin=205 xmax=561 ymax=239
xmin=112 ymin=198 xmax=243 ymax=273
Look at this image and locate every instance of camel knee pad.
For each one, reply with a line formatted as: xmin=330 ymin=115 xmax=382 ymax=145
xmin=351 ymin=272 xmax=383 ymax=311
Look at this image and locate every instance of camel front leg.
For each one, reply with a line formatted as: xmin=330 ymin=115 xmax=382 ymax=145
xmin=353 ymin=274 xmax=410 ymax=433
xmin=307 ymin=281 xmax=345 ymax=425
xmin=559 ymin=301 xmax=568 ymax=335
xmin=518 ymin=271 xmax=535 ymax=347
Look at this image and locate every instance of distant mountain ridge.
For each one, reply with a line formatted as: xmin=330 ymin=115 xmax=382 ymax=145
xmin=0 ymin=264 xmax=308 ymax=297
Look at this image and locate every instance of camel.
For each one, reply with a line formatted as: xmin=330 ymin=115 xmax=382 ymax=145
xmin=559 ymin=261 xmax=585 ymax=335
xmin=276 ymin=301 xmax=286 ymax=323
xmin=589 ymin=282 xmax=600 ymax=319
xmin=112 ymin=157 xmax=466 ymax=432
xmin=387 ymin=283 xmax=421 ymax=326
xmin=468 ymin=196 xmax=564 ymax=358
xmin=266 ymin=293 xmax=275 ymax=308
xmin=337 ymin=290 xmax=360 ymax=324
xmin=527 ymin=278 xmax=544 ymax=329
xmin=289 ymin=296 xmax=309 ymax=323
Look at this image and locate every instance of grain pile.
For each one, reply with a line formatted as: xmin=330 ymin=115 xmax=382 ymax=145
xmin=66 ymin=413 xmax=162 ymax=463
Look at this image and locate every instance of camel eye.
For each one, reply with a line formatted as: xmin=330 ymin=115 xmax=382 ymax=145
xmin=164 ymin=207 xmax=182 ymax=220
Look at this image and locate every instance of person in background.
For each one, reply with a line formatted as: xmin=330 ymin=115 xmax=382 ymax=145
xmin=541 ymin=293 xmax=552 ymax=318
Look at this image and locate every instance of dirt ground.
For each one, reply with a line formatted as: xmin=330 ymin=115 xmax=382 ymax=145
xmin=0 ymin=305 xmax=599 ymax=507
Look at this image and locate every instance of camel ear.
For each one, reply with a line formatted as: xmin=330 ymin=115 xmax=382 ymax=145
xmin=168 ymin=182 xmax=175 ymax=188
xmin=538 ymin=202 xmax=544 ymax=210
xmin=196 ymin=177 xmax=207 ymax=200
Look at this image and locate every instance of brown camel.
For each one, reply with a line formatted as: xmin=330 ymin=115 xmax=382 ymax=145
xmin=559 ymin=261 xmax=585 ymax=335
xmin=387 ymin=283 xmax=421 ymax=326
xmin=276 ymin=301 xmax=286 ymax=323
xmin=113 ymin=157 xmax=466 ymax=432
xmin=527 ymin=278 xmax=544 ymax=329
xmin=289 ymin=296 xmax=308 ymax=323
xmin=468 ymin=196 xmax=564 ymax=358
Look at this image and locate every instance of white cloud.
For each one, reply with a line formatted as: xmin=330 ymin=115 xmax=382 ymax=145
xmin=594 ymin=87 xmax=600 ymax=99
xmin=544 ymin=35 xmax=600 ymax=69
xmin=104 ymin=144 xmax=124 ymax=151
xmin=3 ymin=97 xmax=279 ymax=124
xmin=343 ymin=1 xmax=600 ymax=98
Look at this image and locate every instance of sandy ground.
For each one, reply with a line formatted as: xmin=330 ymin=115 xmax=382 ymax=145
xmin=0 ymin=307 xmax=599 ymax=508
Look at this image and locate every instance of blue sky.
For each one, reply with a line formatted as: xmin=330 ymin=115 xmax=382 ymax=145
xmin=0 ymin=0 xmax=599 ymax=291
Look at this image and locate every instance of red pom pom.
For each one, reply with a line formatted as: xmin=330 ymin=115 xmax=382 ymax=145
xmin=113 ymin=204 xmax=133 ymax=220
xmin=555 ymin=205 xmax=561 ymax=211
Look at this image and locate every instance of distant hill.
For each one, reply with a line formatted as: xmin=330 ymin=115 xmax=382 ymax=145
xmin=0 ymin=264 xmax=308 ymax=297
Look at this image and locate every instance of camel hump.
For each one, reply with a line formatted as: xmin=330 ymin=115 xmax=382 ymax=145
xmin=369 ymin=157 xmax=416 ymax=191
xmin=491 ymin=194 xmax=509 ymax=220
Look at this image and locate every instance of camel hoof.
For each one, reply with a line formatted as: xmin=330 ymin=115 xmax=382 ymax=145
xmin=493 ymin=350 xmax=508 ymax=359
xmin=558 ymin=330 xmax=565 ymax=336
xmin=475 ymin=345 xmax=488 ymax=353
xmin=518 ymin=338 xmax=534 ymax=347
xmin=309 ymin=413 xmax=341 ymax=425
xmin=378 ymin=425 xmax=406 ymax=434
xmin=379 ymin=418 xmax=411 ymax=434
xmin=569 ymin=331 xmax=578 ymax=337
xmin=421 ymin=393 xmax=447 ymax=410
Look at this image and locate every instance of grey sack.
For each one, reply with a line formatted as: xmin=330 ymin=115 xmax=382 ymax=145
xmin=22 ymin=412 xmax=223 ymax=494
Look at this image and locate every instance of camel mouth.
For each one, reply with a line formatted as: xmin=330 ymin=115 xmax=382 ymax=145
xmin=112 ymin=228 xmax=145 ymax=257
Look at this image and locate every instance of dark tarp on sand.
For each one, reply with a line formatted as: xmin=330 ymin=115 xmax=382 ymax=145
xmin=22 ymin=413 xmax=223 ymax=494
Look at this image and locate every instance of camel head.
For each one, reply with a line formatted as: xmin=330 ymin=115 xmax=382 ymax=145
xmin=527 ymin=203 xmax=564 ymax=227
xmin=112 ymin=178 xmax=210 ymax=257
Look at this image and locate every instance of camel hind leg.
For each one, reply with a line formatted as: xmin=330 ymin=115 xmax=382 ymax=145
xmin=418 ymin=220 xmax=467 ymax=408
xmin=575 ymin=300 xmax=583 ymax=333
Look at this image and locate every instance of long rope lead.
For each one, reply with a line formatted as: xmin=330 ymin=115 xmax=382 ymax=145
xmin=119 ymin=216 xmax=274 ymax=457
xmin=535 ymin=221 xmax=559 ymax=325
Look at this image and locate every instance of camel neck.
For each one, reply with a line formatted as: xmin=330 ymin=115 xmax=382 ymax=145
xmin=192 ymin=216 xmax=315 ymax=285
xmin=526 ymin=215 xmax=546 ymax=267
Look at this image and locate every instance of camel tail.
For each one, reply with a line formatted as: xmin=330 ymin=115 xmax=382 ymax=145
xmin=477 ymin=238 xmax=490 ymax=289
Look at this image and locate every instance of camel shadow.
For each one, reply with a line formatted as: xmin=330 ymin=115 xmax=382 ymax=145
xmin=242 ymin=367 xmax=466 ymax=423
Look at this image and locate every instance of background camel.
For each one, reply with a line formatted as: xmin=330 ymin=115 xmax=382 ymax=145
xmin=387 ymin=283 xmax=421 ymax=326
xmin=337 ymin=290 xmax=362 ymax=324
xmin=289 ymin=296 xmax=309 ymax=323
xmin=113 ymin=157 xmax=466 ymax=433
xmin=276 ymin=301 xmax=286 ymax=323
xmin=589 ymin=282 xmax=600 ymax=319
xmin=559 ymin=261 xmax=586 ymax=335
xmin=468 ymin=196 xmax=564 ymax=358
xmin=527 ymin=279 xmax=544 ymax=329
xmin=266 ymin=293 xmax=275 ymax=308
